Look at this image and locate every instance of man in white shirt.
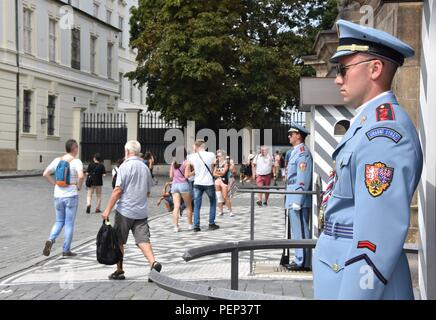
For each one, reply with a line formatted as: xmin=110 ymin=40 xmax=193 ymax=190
xmin=252 ymin=146 xmax=273 ymax=206
xmin=42 ymin=139 xmax=84 ymax=257
xmin=186 ymin=139 xmax=219 ymax=232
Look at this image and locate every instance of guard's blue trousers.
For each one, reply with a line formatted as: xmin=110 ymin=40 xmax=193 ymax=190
xmin=289 ymin=208 xmax=311 ymax=268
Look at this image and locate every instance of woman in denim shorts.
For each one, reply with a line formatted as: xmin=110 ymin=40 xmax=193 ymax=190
xmin=169 ymin=159 xmax=193 ymax=232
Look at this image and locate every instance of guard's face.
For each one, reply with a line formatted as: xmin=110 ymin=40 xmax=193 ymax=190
xmin=288 ymin=132 xmax=299 ymax=146
xmin=334 ymin=54 xmax=373 ymax=108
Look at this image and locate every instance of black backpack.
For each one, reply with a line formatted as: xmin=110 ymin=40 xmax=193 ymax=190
xmin=96 ymin=219 xmax=122 ymax=265
xmin=112 ymin=168 xmax=118 ymax=189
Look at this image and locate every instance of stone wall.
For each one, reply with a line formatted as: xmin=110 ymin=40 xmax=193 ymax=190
xmin=0 ymin=149 xmax=17 ymax=171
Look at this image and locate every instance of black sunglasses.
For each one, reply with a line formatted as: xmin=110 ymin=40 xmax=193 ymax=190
xmin=335 ymin=58 xmax=382 ymax=78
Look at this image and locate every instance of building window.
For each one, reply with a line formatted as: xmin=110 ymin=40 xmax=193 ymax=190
xmin=23 ymin=9 xmax=32 ymax=54
xmin=49 ymin=19 xmax=56 ymax=62
xmin=71 ymin=28 xmax=81 ymax=70
xmin=119 ymin=72 xmax=123 ymax=99
xmin=23 ymin=90 xmax=32 ymax=133
xmin=107 ymin=43 xmax=113 ymax=79
xmin=93 ymin=3 xmax=99 ymax=17
xmin=47 ymin=95 xmax=56 ymax=136
xmin=90 ymin=36 xmax=97 ymax=74
xmin=130 ymin=80 xmax=133 ymax=102
xmin=118 ymin=16 xmax=123 ymax=48
xmin=106 ymin=10 xmax=112 ymax=24
xmin=334 ymin=120 xmax=350 ymax=136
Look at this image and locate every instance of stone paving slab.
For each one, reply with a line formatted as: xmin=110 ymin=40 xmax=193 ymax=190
xmin=0 ymin=191 xmax=313 ymax=300
xmin=0 ymin=176 xmax=420 ymax=300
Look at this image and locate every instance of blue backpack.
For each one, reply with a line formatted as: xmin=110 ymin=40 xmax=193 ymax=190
xmin=55 ymin=158 xmax=72 ymax=187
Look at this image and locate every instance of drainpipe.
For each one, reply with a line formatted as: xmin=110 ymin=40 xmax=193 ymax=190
xmin=15 ymin=0 xmax=20 ymax=155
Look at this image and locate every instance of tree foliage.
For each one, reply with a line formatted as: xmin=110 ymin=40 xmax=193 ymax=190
xmin=128 ymin=0 xmax=337 ymax=129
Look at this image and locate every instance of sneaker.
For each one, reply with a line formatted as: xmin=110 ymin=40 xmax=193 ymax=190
xmin=108 ymin=270 xmax=125 ymax=280
xmin=95 ymin=209 xmax=102 ymax=213
xmin=229 ymin=212 xmax=234 ymax=217
xmin=151 ymin=261 xmax=162 ymax=272
xmin=62 ymin=251 xmax=77 ymax=257
xmin=148 ymin=261 xmax=162 ymax=283
xmin=188 ymin=224 xmax=194 ymax=230
xmin=263 ymin=201 xmax=268 ymax=206
xmin=256 ymin=200 xmax=262 ymax=207
xmin=193 ymin=227 xmax=201 ymax=232
xmin=86 ymin=206 xmax=91 ymax=214
xmin=42 ymin=240 xmax=53 ymax=257
xmin=208 ymin=223 xmax=220 ymax=231
xmin=218 ymin=211 xmax=224 ymax=216
xmin=173 ymin=226 xmax=180 ymax=233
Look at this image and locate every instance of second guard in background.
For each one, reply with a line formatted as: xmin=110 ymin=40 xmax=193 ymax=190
xmin=285 ymin=123 xmax=313 ymax=271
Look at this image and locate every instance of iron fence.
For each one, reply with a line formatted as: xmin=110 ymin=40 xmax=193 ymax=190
xmin=81 ymin=113 xmax=127 ymax=163
xmin=137 ymin=111 xmax=183 ymax=164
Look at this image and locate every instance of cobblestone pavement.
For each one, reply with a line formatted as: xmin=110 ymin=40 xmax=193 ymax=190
xmin=0 ymin=176 xmax=419 ymax=300
xmin=0 ymin=208 xmax=313 ymax=299
xmin=0 ymin=175 xmax=170 ymax=275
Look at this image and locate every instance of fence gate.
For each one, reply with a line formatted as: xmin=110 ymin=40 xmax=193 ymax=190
xmin=81 ymin=113 xmax=127 ymax=163
xmin=137 ymin=111 xmax=183 ymax=164
xmin=194 ymin=111 xmax=305 ymax=163
xmin=258 ymin=111 xmax=306 ymax=147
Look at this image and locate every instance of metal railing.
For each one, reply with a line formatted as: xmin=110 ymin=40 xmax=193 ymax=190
xmin=149 ymin=238 xmax=418 ymax=299
xmin=237 ymin=183 xmax=322 ymax=274
xmin=148 ymin=181 xmax=419 ymax=299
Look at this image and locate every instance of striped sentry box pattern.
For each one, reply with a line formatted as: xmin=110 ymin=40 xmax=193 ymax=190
xmin=311 ymin=105 xmax=356 ymax=236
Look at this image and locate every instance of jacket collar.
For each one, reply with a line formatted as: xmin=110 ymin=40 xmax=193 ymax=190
xmin=332 ymin=91 xmax=398 ymax=159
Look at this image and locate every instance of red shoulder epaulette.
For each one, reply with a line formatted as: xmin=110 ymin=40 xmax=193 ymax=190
xmin=300 ymin=146 xmax=305 ymax=152
xmin=376 ymin=103 xmax=395 ymax=121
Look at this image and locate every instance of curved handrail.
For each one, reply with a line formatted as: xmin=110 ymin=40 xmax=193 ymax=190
xmin=148 ymin=269 xmax=297 ymax=300
xmin=150 ymin=239 xmax=418 ymax=300
xmin=182 ymin=239 xmax=317 ymax=262
xmin=183 ymin=239 xmax=417 ymax=262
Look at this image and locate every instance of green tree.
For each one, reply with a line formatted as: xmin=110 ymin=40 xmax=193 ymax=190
xmin=128 ymin=0 xmax=337 ymax=129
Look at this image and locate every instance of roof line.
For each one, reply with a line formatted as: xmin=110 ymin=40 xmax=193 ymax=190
xmin=52 ymin=0 xmax=122 ymax=32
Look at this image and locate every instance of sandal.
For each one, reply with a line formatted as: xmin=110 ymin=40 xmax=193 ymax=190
xmin=108 ymin=270 xmax=125 ymax=280
xmin=148 ymin=261 xmax=162 ymax=283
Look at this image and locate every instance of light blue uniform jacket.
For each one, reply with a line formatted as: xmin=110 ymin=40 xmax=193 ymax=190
xmin=285 ymin=143 xmax=313 ymax=209
xmin=285 ymin=143 xmax=313 ymax=268
xmin=313 ymin=92 xmax=423 ymax=299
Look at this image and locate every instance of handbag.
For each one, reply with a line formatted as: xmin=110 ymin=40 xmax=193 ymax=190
xmin=96 ymin=219 xmax=122 ymax=265
xmin=85 ymin=174 xmax=93 ymax=188
xmin=86 ymin=164 xmax=98 ymax=187
xmin=227 ymin=177 xmax=238 ymax=198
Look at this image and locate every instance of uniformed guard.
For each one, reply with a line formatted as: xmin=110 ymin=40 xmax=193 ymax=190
xmin=313 ymin=20 xmax=423 ymax=299
xmin=285 ymin=122 xmax=313 ymax=271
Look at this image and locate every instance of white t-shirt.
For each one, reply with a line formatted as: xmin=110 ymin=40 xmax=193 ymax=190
xmin=46 ymin=156 xmax=83 ymax=198
xmin=253 ymin=153 xmax=273 ymax=175
xmin=187 ymin=151 xmax=216 ymax=186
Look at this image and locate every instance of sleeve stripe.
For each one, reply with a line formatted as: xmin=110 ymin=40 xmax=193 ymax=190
xmin=345 ymin=254 xmax=387 ymax=285
xmin=357 ymin=241 xmax=377 ymax=253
